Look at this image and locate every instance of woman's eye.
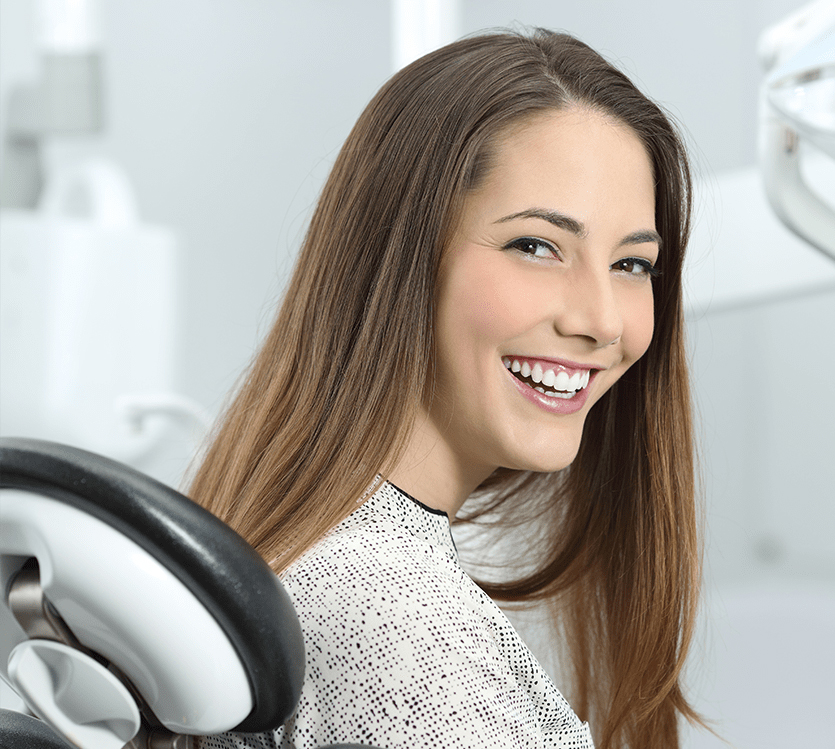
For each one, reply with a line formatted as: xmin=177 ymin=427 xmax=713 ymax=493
xmin=504 ymin=237 xmax=558 ymax=259
xmin=611 ymin=257 xmax=660 ymax=279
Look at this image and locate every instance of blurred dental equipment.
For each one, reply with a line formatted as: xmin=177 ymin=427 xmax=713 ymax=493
xmin=1 ymin=0 xmax=103 ymax=209
xmin=685 ymin=0 xmax=835 ymax=315
xmin=759 ymin=0 xmax=835 ymax=260
xmin=0 ymin=158 xmax=209 ymax=466
xmin=0 ymin=0 xmax=208 ymax=472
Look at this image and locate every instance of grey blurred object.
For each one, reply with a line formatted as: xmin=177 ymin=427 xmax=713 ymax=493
xmin=759 ymin=0 xmax=835 ymax=260
xmin=1 ymin=0 xmax=104 ymax=208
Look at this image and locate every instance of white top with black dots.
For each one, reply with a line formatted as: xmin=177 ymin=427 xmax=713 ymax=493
xmin=201 ymin=481 xmax=594 ymax=749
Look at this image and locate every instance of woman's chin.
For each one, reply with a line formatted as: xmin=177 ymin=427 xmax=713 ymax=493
xmin=500 ymin=440 xmax=581 ymax=475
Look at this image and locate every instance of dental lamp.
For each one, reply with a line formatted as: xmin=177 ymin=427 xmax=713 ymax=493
xmin=759 ymin=0 xmax=835 ymax=261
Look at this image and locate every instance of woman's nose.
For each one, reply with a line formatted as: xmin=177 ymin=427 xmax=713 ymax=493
xmin=553 ymin=267 xmax=624 ymax=348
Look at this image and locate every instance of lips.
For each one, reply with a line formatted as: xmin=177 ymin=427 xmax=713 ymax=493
xmin=501 ymin=356 xmax=592 ymax=398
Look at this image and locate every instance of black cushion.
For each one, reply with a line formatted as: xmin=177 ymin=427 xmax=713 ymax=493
xmin=0 ymin=709 xmax=72 ymax=749
xmin=0 ymin=437 xmax=305 ymax=733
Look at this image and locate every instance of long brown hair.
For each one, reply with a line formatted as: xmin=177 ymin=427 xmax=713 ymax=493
xmin=190 ymin=29 xmax=701 ymax=749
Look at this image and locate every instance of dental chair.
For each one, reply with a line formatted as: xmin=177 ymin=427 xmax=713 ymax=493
xmin=0 ymin=437 xmax=368 ymax=749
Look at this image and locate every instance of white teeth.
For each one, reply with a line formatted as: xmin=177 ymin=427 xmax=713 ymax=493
xmin=544 ymin=390 xmax=574 ymax=399
xmin=534 ymin=386 xmax=545 ymax=393
xmin=504 ymin=357 xmax=592 ymax=394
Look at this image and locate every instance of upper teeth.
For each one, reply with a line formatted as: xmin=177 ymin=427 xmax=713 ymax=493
xmin=502 ymin=357 xmax=590 ymax=391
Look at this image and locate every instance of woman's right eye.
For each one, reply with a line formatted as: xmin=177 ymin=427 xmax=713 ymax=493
xmin=503 ymin=236 xmax=558 ymax=259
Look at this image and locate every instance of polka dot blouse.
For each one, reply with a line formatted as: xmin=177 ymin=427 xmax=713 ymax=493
xmin=201 ymin=481 xmax=594 ymax=749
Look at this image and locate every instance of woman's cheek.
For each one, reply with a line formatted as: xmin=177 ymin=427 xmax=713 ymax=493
xmin=622 ymin=287 xmax=655 ymax=365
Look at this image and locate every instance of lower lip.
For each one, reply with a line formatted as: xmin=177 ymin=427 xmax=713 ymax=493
xmin=505 ymin=367 xmax=593 ymax=415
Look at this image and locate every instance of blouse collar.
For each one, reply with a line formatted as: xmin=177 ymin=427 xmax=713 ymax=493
xmin=349 ymin=480 xmax=457 ymax=558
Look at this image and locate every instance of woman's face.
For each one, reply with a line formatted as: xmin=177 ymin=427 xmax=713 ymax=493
xmin=428 ymin=107 xmax=658 ymax=480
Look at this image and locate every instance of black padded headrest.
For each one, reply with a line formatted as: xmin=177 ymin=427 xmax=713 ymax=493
xmin=0 ymin=709 xmax=72 ymax=749
xmin=0 ymin=437 xmax=305 ymax=733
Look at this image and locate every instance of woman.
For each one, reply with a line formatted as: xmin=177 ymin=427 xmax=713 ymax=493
xmin=194 ymin=29 xmax=701 ymax=749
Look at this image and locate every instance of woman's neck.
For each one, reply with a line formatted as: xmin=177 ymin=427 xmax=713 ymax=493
xmin=386 ymin=409 xmax=495 ymax=517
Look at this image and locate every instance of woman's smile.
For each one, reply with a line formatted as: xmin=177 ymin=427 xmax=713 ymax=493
xmin=500 ymin=356 xmax=597 ymax=414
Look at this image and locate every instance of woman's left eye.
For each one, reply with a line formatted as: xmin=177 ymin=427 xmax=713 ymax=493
xmin=504 ymin=237 xmax=558 ymax=259
xmin=611 ymin=257 xmax=660 ymax=279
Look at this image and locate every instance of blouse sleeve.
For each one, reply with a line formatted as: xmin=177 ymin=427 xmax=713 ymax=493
xmin=200 ymin=527 xmax=590 ymax=749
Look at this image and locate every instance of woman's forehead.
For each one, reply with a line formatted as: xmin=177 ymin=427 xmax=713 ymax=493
xmin=460 ymin=109 xmax=656 ymax=239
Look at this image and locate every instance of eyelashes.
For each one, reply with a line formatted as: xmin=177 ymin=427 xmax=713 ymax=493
xmin=503 ymin=235 xmax=661 ymax=279
xmin=611 ymin=257 xmax=661 ymax=279
xmin=503 ymin=236 xmax=558 ymax=259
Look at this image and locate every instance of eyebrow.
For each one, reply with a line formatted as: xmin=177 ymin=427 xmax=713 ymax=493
xmin=495 ymin=208 xmax=662 ymax=249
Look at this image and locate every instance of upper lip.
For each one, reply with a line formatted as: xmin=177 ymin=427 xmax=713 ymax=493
xmin=503 ymin=354 xmax=609 ymax=372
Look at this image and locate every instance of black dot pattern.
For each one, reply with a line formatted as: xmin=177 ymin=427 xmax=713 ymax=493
xmin=201 ymin=482 xmax=593 ymax=748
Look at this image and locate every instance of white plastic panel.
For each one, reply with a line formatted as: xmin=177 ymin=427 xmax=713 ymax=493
xmin=685 ymin=160 xmax=835 ymax=317
xmin=0 ymin=489 xmax=253 ymax=733
xmin=9 ymin=639 xmax=141 ymax=749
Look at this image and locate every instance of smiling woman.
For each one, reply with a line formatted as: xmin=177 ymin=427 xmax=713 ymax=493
xmin=191 ymin=29 xmax=699 ymax=749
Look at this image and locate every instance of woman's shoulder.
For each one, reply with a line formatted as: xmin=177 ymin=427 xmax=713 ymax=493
xmin=276 ymin=482 xmax=485 ymax=641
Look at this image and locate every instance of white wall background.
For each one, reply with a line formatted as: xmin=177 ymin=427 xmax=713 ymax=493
xmin=1 ymin=0 xmax=833 ymax=745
